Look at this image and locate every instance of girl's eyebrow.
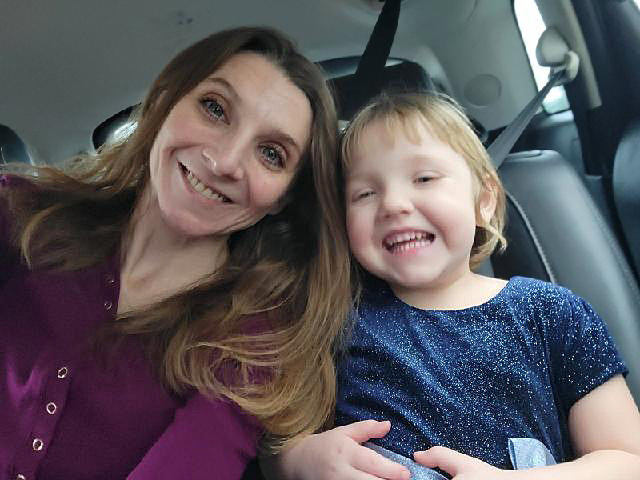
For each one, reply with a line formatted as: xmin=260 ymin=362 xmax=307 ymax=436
xmin=345 ymin=171 xmax=374 ymax=185
xmin=408 ymin=153 xmax=440 ymax=164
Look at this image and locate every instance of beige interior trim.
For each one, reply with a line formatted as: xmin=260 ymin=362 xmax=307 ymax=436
xmin=537 ymin=0 xmax=601 ymax=108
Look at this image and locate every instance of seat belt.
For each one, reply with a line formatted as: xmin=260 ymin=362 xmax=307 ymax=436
xmin=487 ymin=69 xmax=566 ymax=169
xmin=355 ymin=0 xmax=401 ymax=82
xmin=352 ymin=4 xmax=575 ymax=172
xmin=348 ymin=0 xmax=401 ymax=115
xmin=487 ymin=26 xmax=580 ymax=169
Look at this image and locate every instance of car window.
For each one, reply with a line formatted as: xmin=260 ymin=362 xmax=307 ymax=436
xmin=514 ymin=0 xmax=570 ymax=114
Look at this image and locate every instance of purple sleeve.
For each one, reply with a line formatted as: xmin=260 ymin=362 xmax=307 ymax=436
xmin=127 ymin=393 xmax=262 ymax=480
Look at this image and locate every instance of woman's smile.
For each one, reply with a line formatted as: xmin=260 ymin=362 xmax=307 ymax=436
xmin=178 ymin=161 xmax=232 ymax=203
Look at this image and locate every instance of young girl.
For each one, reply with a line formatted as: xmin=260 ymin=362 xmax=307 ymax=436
xmin=273 ymin=92 xmax=640 ymax=479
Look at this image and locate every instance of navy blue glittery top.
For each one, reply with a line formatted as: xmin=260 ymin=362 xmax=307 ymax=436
xmin=336 ymin=276 xmax=628 ymax=469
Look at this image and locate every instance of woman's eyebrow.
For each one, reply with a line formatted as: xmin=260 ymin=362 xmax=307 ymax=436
xmin=269 ymin=131 xmax=304 ymax=157
xmin=202 ymin=76 xmax=239 ymax=101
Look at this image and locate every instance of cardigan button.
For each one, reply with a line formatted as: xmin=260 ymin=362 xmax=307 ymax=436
xmin=104 ymin=300 xmax=113 ymax=311
xmin=46 ymin=402 xmax=57 ymax=415
xmin=32 ymin=438 xmax=44 ymax=451
xmin=16 ymin=474 xmax=26 ymax=480
xmin=57 ymin=366 xmax=68 ymax=379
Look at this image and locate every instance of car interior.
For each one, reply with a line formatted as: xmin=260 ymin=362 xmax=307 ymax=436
xmin=2 ymin=0 xmax=639 ymax=446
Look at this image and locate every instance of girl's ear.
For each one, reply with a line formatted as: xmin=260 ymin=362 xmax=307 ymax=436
xmin=476 ymin=175 xmax=499 ymax=227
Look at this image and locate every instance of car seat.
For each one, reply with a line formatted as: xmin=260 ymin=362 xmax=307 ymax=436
xmin=613 ymin=119 xmax=640 ymax=280
xmin=494 ymin=149 xmax=640 ymax=401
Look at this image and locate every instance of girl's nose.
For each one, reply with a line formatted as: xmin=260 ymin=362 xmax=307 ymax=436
xmin=379 ymin=190 xmax=413 ymax=217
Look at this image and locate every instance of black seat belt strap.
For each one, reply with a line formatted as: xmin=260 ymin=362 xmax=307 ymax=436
xmin=350 ymin=0 xmax=401 ymax=110
xmin=355 ymin=0 xmax=401 ymax=80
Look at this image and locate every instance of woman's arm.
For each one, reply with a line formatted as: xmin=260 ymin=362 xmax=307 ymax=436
xmin=260 ymin=420 xmax=410 ymax=480
xmin=413 ymin=375 xmax=640 ymax=479
xmin=127 ymin=393 xmax=261 ymax=480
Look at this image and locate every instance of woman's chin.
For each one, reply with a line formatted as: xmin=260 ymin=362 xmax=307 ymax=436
xmin=159 ymin=208 xmax=219 ymax=239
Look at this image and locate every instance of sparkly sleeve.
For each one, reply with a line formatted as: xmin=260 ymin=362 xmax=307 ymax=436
xmin=549 ymin=289 xmax=628 ymax=414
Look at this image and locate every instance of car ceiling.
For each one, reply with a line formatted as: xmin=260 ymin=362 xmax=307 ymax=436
xmin=0 ymin=0 xmax=536 ymax=164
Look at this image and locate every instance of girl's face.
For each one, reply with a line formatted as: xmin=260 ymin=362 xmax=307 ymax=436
xmin=148 ymin=52 xmax=312 ymax=238
xmin=345 ymin=119 xmax=493 ymax=298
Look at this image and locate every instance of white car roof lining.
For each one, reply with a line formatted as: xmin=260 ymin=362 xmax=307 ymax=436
xmin=0 ymin=0 xmax=557 ymax=164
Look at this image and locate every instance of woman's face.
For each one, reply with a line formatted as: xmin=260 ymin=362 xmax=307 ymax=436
xmin=148 ymin=52 xmax=313 ymax=238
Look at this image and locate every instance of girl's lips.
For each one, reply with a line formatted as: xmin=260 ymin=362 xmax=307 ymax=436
xmin=382 ymin=229 xmax=436 ymax=253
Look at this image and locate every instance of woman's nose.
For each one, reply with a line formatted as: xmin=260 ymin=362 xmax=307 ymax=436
xmin=201 ymin=143 xmax=244 ymax=180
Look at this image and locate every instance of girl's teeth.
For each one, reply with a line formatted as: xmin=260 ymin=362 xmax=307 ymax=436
xmin=383 ymin=232 xmax=434 ymax=251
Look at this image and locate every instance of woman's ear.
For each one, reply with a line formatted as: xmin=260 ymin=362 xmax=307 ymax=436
xmin=476 ymin=176 xmax=499 ymax=226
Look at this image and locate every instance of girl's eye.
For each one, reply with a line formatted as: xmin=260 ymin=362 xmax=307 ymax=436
xmin=354 ymin=190 xmax=374 ymax=201
xmin=416 ymin=175 xmax=434 ymax=184
xmin=201 ymin=98 xmax=225 ymax=121
xmin=260 ymin=145 xmax=286 ymax=169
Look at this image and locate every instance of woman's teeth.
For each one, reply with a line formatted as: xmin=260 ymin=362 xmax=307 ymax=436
xmin=185 ymin=168 xmax=230 ymax=202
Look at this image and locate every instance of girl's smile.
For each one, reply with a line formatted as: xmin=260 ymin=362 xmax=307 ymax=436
xmin=345 ymin=118 xmax=481 ymax=298
xmin=382 ymin=229 xmax=436 ymax=254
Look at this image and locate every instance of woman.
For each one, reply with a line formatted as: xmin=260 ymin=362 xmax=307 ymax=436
xmin=0 ymin=27 xmax=351 ymax=479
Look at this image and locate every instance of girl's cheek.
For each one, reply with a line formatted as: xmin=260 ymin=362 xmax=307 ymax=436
xmin=346 ymin=220 xmax=369 ymax=256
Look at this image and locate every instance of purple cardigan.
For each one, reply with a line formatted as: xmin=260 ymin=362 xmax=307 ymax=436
xmin=0 ymin=176 xmax=262 ymax=479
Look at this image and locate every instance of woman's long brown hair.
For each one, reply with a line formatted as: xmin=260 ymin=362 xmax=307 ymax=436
xmin=2 ymin=27 xmax=351 ymax=449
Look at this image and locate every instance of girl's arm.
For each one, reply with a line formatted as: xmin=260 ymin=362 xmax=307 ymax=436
xmin=260 ymin=420 xmax=410 ymax=480
xmin=414 ymin=374 xmax=640 ymax=479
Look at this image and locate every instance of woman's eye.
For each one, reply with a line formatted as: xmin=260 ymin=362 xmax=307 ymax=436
xmin=260 ymin=145 xmax=286 ymax=169
xmin=201 ymin=98 xmax=225 ymax=121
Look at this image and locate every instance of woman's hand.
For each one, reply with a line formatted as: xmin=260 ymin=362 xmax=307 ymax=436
xmin=268 ymin=420 xmax=410 ymax=480
xmin=414 ymin=446 xmax=507 ymax=480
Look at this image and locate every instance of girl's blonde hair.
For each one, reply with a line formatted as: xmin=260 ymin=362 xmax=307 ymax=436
xmin=2 ymin=27 xmax=351 ymax=450
xmin=341 ymin=91 xmax=506 ymax=269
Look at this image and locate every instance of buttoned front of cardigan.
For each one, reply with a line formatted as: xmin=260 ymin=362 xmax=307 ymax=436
xmin=0 ymin=175 xmax=261 ymax=480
